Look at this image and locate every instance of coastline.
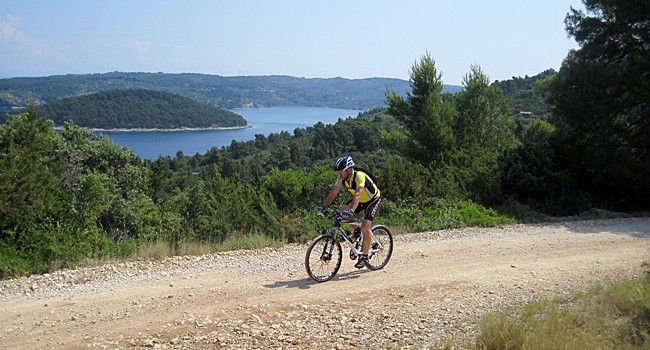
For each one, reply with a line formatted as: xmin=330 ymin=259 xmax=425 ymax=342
xmin=54 ymin=125 xmax=252 ymax=132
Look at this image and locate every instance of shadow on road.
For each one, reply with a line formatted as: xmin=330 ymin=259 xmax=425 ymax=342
xmin=263 ymin=277 xmax=312 ymax=290
xmin=561 ymin=217 xmax=650 ymax=238
xmin=263 ymin=269 xmax=370 ymax=290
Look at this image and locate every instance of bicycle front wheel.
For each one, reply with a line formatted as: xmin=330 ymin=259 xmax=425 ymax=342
xmin=305 ymin=234 xmax=342 ymax=282
xmin=366 ymin=225 xmax=393 ymax=270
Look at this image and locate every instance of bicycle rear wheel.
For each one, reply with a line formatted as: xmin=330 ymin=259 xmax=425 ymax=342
xmin=305 ymin=234 xmax=342 ymax=282
xmin=365 ymin=225 xmax=393 ymax=270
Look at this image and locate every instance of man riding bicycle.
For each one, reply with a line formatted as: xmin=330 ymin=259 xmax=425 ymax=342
xmin=319 ymin=155 xmax=382 ymax=268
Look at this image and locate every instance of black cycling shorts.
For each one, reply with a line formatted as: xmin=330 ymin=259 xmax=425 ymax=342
xmin=347 ymin=196 xmax=382 ymax=221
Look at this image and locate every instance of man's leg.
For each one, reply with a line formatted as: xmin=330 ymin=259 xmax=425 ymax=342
xmin=355 ymin=218 xmax=372 ymax=268
xmin=361 ymin=219 xmax=372 ymax=255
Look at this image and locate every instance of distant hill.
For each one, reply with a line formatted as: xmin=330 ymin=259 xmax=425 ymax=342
xmin=0 ymin=72 xmax=462 ymax=110
xmin=29 ymin=89 xmax=247 ymax=129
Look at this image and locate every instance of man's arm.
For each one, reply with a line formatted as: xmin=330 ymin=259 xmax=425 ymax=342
xmin=349 ymin=187 xmax=363 ymax=213
xmin=322 ymin=186 xmax=341 ymax=208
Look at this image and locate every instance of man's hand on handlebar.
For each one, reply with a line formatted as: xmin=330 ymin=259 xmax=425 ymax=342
xmin=316 ymin=206 xmax=353 ymax=219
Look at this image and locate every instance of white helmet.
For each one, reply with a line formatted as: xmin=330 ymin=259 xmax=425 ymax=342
xmin=334 ymin=155 xmax=355 ymax=171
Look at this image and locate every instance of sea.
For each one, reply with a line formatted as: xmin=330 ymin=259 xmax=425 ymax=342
xmin=99 ymin=106 xmax=363 ymax=160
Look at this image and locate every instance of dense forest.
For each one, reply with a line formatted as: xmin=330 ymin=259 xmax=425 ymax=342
xmin=0 ymin=74 xmax=462 ymax=110
xmin=22 ymin=89 xmax=248 ymax=129
xmin=1 ymin=0 xmax=648 ymax=278
xmin=494 ymin=69 xmax=554 ymax=117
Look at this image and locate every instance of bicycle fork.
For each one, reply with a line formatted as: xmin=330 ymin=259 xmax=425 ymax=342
xmin=320 ymin=238 xmax=335 ymax=262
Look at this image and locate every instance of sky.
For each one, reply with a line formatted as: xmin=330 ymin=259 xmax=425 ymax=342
xmin=0 ymin=0 xmax=585 ymax=85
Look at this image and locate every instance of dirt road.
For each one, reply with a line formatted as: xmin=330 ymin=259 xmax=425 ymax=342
xmin=1 ymin=218 xmax=649 ymax=349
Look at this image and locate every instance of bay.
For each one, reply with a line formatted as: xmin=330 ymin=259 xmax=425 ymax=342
xmin=99 ymin=106 xmax=362 ymax=160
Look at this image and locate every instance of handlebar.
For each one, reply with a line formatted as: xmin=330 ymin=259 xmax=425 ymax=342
xmin=317 ymin=208 xmax=353 ymax=222
xmin=317 ymin=208 xmax=339 ymax=219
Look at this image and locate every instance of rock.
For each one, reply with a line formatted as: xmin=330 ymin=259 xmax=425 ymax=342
xmin=250 ymin=314 xmax=263 ymax=324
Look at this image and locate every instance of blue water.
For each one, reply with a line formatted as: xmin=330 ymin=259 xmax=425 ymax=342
xmin=99 ymin=106 xmax=362 ymax=159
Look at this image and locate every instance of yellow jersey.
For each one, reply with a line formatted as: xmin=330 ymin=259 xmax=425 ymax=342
xmin=335 ymin=169 xmax=380 ymax=204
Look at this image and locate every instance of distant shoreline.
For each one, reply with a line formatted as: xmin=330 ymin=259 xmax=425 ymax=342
xmin=54 ymin=125 xmax=252 ymax=132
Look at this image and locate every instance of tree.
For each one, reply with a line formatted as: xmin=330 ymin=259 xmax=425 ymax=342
xmin=0 ymin=108 xmax=67 ymax=244
xmin=502 ymin=119 xmax=586 ymax=214
xmin=453 ymin=65 xmax=519 ymax=203
xmin=386 ymin=53 xmax=456 ymax=163
xmin=544 ymin=0 xmax=650 ymax=211
xmin=455 ymin=65 xmax=517 ymax=153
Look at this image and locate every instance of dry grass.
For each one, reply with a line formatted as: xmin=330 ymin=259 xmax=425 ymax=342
xmin=474 ymin=275 xmax=650 ymax=350
xmin=136 ymin=234 xmax=280 ymax=260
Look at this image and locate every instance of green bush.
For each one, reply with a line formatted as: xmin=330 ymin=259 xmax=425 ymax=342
xmin=374 ymin=198 xmax=514 ymax=234
xmin=0 ymin=240 xmax=31 ymax=278
xmin=263 ymin=167 xmax=307 ymax=211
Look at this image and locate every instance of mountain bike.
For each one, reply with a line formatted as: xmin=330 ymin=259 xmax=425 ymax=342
xmin=305 ymin=209 xmax=393 ymax=282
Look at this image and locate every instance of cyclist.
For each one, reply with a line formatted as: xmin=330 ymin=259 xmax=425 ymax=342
xmin=319 ymin=154 xmax=382 ymax=268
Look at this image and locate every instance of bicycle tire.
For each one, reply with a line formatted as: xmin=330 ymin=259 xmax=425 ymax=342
xmin=305 ymin=234 xmax=342 ymax=282
xmin=365 ymin=225 xmax=393 ymax=270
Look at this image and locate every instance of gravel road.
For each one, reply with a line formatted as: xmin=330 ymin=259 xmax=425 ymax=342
xmin=1 ymin=218 xmax=649 ymax=349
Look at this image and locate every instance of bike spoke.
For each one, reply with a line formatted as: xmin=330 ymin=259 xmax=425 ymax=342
xmin=366 ymin=226 xmax=393 ymax=270
xmin=305 ymin=236 xmax=342 ymax=282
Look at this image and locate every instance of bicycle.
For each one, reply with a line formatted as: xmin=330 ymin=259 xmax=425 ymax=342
xmin=305 ymin=209 xmax=394 ymax=282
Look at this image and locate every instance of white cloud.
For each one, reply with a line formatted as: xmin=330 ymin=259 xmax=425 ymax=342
xmin=0 ymin=14 xmax=49 ymax=55
xmin=1 ymin=14 xmax=25 ymax=41
xmin=130 ymin=38 xmax=151 ymax=57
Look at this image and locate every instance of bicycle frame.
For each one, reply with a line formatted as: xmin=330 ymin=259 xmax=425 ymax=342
xmin=320 ymin=210 xmax=383 ymax=258
xmin=327 ymin=219 xmax=362 ymax=256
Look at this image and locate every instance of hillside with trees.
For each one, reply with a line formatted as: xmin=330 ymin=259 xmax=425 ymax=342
xmin=27 ymin=89 xmax=247 ymax=129
xmin=0 ymin=73 xmax=462 ymax=110
xmin=494 ymin=69 xmax=554 ymax=117
xmin=0 ymin=0 xmax=647 ymax=280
